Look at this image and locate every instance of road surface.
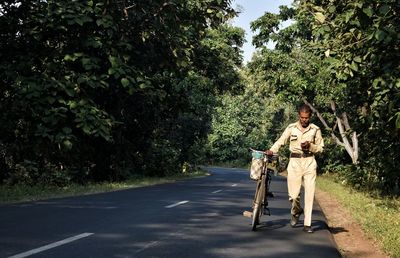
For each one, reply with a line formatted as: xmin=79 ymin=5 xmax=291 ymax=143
xmin=0 ymin=167 xmax=340 ymax=258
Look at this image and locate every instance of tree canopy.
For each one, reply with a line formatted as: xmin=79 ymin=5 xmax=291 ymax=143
xmin=1 ymin=0 xmax=398 ymax=196
xmin=0 ymin=0 xmax=244 ymax=184
xmin=246 ymin=0 xmax=400 ymax=193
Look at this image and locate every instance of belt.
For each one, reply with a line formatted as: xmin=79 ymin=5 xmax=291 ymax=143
xmin=290 ymin=153 xmax=314 ymax=158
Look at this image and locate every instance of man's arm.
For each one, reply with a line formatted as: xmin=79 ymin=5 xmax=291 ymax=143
xmin=309 ymin=128 xmax=324 ymax=153
xmin=269 ymin=126 xmax=291 ymax=154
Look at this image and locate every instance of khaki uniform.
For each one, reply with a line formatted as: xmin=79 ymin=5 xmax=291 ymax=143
xmin=270 ymin=121 xmax=324 ymax=226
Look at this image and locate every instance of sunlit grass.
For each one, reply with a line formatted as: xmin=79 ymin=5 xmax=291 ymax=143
xmin=0 ymin=170 xmax=208 ymax=204
xmin=317 ymin=174 xmax=400 ymax=257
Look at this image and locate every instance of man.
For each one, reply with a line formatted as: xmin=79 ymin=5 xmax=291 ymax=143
xmin=266 ymin=104 xmax=324 ymax=233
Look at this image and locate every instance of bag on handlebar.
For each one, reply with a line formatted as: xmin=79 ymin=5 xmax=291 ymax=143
xmin=250 ymin=151 xmax=265 ymax=180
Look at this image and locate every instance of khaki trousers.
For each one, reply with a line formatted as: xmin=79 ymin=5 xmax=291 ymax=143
xmin=287 ymin=156 xmax=317 ymax=226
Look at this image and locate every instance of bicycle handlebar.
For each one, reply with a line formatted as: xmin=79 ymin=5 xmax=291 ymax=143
xmin=249 ymin=148 xmax=278 ymax=156
xmin=249 ymin=148 xmax=279 ymax=161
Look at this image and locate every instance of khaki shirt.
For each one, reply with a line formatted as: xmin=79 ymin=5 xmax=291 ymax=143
xmin=270 ymin=122 xmax=324 ymax=154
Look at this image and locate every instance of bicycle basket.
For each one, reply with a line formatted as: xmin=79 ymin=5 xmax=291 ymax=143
xmin=250 ymin=151 xmax=265 ymax=180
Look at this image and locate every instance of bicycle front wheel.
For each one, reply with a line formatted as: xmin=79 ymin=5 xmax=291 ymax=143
xmin=251 ymin=180 xmax=264 ymax=231
xmin=251 ymin=202 xmax=261 ymax=231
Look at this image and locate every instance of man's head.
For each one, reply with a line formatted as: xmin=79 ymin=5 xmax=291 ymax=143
xmin=298 ymin=104 xmax=312 ymax=128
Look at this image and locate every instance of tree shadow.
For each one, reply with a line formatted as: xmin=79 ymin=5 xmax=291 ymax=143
xmin=257 ymin=218 xmax=288 ymax=230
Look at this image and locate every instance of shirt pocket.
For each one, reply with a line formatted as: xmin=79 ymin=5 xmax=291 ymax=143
xmin=304 ymin=130 xmax=317 ymax=143
xmin=290 ymin=135 xmax=298 ymax=141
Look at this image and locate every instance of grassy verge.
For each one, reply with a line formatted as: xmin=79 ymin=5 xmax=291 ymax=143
xmin=317 ymin=173 xmax=400 ymax=257
xmin=0 ymin=170 xmax=208 ymax=204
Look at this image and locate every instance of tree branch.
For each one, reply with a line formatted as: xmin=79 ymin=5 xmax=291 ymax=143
xmin=341 ymin=112 xmax=351 ymax=131
xmin=330 ymin=101 xmax=358 ymax=163
xmin=302 ymin=98 xmax=345 ymax=147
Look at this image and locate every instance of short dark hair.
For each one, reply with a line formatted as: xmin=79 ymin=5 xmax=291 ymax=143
xmin=298 ymin=104 xmax=312 ymax=114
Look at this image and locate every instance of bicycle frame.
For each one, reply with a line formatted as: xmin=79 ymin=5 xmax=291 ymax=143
xmin=248 ymin=151 xmax=277 ymax=231
xmin=253 ymin=163 xmax=272 ymax=209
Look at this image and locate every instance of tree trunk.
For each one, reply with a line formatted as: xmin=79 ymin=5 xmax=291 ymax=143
xmin=302 ymin=99 xmax=359 ymax=164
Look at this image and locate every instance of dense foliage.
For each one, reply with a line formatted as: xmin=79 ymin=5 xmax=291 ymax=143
xmin=205 ymin=67 xmax=296 ymax=165
xmin=0 ymin=0 xmax=244 ymax=185
xmin=207 ymin=0 xmax=399 ymax=195
xmin=1 ymin=0 xmax=398 ymax=196
xmin=248 ymin=0 xmax=400 ymax=194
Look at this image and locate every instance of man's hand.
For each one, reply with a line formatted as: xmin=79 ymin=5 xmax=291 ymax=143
xmin=265 ymin=150 xmax=274 ymax=156
xmin=301 ymin=141 xmax=310 ymax=151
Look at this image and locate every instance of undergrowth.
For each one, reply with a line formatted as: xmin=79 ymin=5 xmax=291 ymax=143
xmin=317 ymin=173 xmax=400 ymax=257
xmin=0 ymin=170 xmax=207 ymax=204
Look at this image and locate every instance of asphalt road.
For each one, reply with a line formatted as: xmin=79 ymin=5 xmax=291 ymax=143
xmin=0 ymin=167 xmax=341 ymax=258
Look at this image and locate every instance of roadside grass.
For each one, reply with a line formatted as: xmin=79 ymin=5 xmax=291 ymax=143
xmin=317 ymin=173 xmax=400 ymax=257
xmin=0 ymin=170 xmax=208 ymax=204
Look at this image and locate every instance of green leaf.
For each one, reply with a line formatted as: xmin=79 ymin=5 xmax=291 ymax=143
xmin=328 ymin=6 xmax=336 ymax=13
xmin=62 ymin=127 xmax=72 ymax=134
xmin=108 ymin=68 xmax=115 ymax=75
xmin=345 ymin=10 xmax=354 ymax=23
xmin=362 ymin=7 xmax=373 ymax=17
xmin=64 ymin=53 xmax=83 ymax=61
xmin=68 ymin=101 xmax=78 ymax=109
xmin=396 ymin=113 xmax=400 ymax=129
xmin=353 ymin=56 xmax=362 ymax=63
xmin=121 ymin=78 xmax=130 ymax=87
xmin=349 ymin=61 xmax=358 ymax=71
xmin=64 ymin=54 xmax=74 ymax=61
xmin=75 ymin=17 xmax=84 ymax=26
xmin=77 ymin=76 xmax=86 ymax=84
xmin=47 ymin=97 xmax=56 ymax=104
xmin=82 ymin=58 xmax=91 ymax=66
xmin=65 ymin=88 xmax=75 ymax=97
xmin=315 ymin=12 xmax=325 ymax=23
xmin=372 ymin=78 xmax=384 ymax=88
xmin=374 ymin=30 xmax=386 ymax=41
xmin=63 ymin=139 xmax=73 ymax=149
xmin=82 ymin=125 xmax=91 ymax=134
xmin=378 ymin=5 xmax=390 ymax=15
xmin=96 ymin=19 xmax=103 ymax=26
xmin=109 ymin=56 xmax=117 ymax=66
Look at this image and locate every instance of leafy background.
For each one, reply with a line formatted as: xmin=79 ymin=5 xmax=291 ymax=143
xmin=0 ymin=0 xmax=399 ymax=196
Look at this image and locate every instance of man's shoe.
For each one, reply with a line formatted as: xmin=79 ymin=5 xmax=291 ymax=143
xmin=289 ymin=209 xmax=303 ymax=227
xmin=290 ymin=214 xmax=299 ymax=227
xmin=303 ymin=226 xmax=314 ymax=233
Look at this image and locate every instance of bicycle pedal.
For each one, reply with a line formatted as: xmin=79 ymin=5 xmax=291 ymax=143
xmin=263 ymin=208 xmax=271 ymax=215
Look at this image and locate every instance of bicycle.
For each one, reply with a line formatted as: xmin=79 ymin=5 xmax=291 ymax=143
xmin=243 ymin=149 xmax=278 ymax=231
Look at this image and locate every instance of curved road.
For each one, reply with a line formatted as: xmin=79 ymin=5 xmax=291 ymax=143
xmin=0 ymin=167 xmax=340 ymax=258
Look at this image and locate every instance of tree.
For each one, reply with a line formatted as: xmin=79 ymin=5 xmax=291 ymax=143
xmin=0 ymin=0 xmax=245 ymax=184
xmin=249 ymin=0 xmax=400 ymax=193
xmin=206 ymin=59 xmax=295 ymax=165
xmin=298 ymin=0 xmax=400 ymax=191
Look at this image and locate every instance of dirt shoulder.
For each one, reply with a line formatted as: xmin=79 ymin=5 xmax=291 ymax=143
xmin=277 ymin=171 xmax=389 ymax=258
xmin=315 ymin=188 xmax=389 ymax=258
